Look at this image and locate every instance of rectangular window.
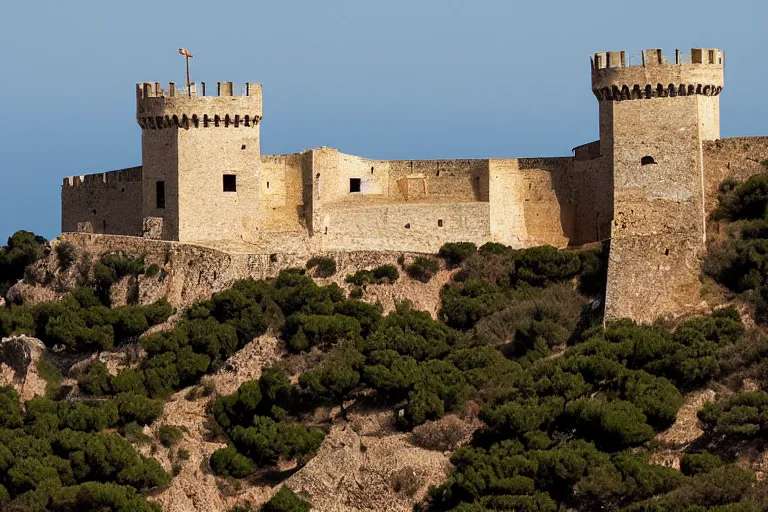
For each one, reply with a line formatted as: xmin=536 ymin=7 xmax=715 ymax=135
xmin=156 ymin=181 xmax=165 ymax=209
xmin=223 ymin=174 xmax=237 ymax=192
xmin=349 ymin=178 xmax=361 ymax=193
xmin=438 ymin=219 xmax=443 ymax=227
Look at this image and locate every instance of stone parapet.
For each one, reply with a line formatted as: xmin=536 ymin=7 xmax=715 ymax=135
xmin=591 ymin=48 xmax=724 ymax=101
xmin=136 ymin=81 xmax=262 ymax=129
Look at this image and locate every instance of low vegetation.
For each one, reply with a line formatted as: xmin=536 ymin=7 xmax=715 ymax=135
xmin=0 ymin=386 xmax=167 ymax=511
xmin=706 ymin=172 xmax=768 ymax=321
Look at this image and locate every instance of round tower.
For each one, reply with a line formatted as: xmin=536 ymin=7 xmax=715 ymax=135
xmin=596 ymin=48 xmax=725 ymax=324
xmin=136 ymin=81 xmax=263 ymax=242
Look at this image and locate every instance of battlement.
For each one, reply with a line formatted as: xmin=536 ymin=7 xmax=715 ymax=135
xmin=63 ymin=167 xmax=142 ymax=187
xmin=136 ymin=81 xmax=263 ymax=129
xmin=591 ymin=48 xmax=724 ymax=101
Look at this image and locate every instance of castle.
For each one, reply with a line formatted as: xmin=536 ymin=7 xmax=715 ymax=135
xmin=61 ymin=48 xmax=768 ymax=323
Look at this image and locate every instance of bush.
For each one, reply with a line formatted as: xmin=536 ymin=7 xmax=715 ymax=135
xmin=438 ymin=242 xmax=477 ymax=267
xmin=56 ymin=242 xmax=77 ymax=270
xmin=411 ymin=416 xmax=467 ymax=451
xmin=306 ymin=256 xmax=336 ymax=278
xmin=346 ymin=265 xmax=399 ymax=287
xmin=158 ymin=425 xmax=184 ymax=447
xmin=116 ymin=393 xmax=164 ymax=426
xmin=511 ymin=245 xmax=581 ymax=287
xmin=680 ymin=451 xmax=723 ymax=476
xmin=210 ymin=446 xmax=254 ymax=478
xmin=0 ymin=230 xmax=46 ymax=287
xmin=406 ymin=257 xmax=440 ymax=283
xmin=145 ymin=263 xmax=160 ymax=278
xmin=261 ymin=486 xmax=311 ymax=512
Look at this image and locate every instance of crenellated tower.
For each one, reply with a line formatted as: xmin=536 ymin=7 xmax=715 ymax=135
xmin=136 ymin=81 xmax=263 ymax=242
xmin=595 ymin=48 xmax=725 ymax=323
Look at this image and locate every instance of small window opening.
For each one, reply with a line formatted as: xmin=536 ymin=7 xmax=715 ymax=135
xmin=270 ymin=253 xmax=278 ymax=263
xmin=436 ymin=169 xmax=441 ymax=177
xmin=91 ymin=209 xmax=97 ymax=215
xmin=266 ymin=181 xmax=270 ymax=189
xmin=665 ymin=248 xmax=669 ymax=256
xmin=438 ymin=219 xmax=443 ymax=227
xmin=316 ymin=173 xmax=320 ymax=179
xmin=404 ymin=223 xmax=411 ymax=229
xmin=349 ymin=178 xmax=361 ymax=193
xmin=241 ymin=144 xmax=246 ymax=150
xmin=641 ymin=156 xmax=657 ymax=166
xmin=371 ymin=166 xmax=374 ymax=174
xmin=324 ymin=227 xmax=328 ymax=234
xmin=156 ymin=181 xmax=165 ymax=209
xmin=223 ymin=174 xmax=237 ymax=192
xmin=121 ymin=188 xmax=125 ymax=193
xmin=102 ymin=220 xmax=106 ymax=232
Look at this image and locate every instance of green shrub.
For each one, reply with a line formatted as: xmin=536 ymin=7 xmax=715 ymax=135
xmin=56 ymin=242 xmax=77 ymax=270
xmin=438 ymin=242 xmax=477 ymax=267
xmin=0 ymin=386 xmax=23 ymax=428
xmin=373 ymin=264 xmax=399 ymax=282
xmin=680 ymin=451 xmax=724 ymax=476
xmin=145 ymin=263 xmax=160 ymax=278
xmin=306 ymin=256 xmax=336 ymax=278
xmin=178 ymin=448 xmax=190 ymax=460
xmin=346 ymin=269 xmax=375 ymax=286
xmin=0 ymin=230 xmax=46 ymax=287
xmin=406 ymin=257 xmax=440 ymax=283
xmin=511 ymin=245 xmax=581 ymax=287
xmin=116 ymin=393 xmax=164 ymax=426
xmin=261 ymin=486 xmax=311 ymax=512
xmin=209 ymin=446 xmax=255 ymax=478
xmin=158 ymin=425 xmax=184 ymax=447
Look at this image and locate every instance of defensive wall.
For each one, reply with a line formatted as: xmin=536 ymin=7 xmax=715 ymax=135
xmin=60 ymin=48 xmax=768 ymax=324
xmin=61 ymin=167 xmax=143 ymax=236
xmin=599 ymin=48 xmax=724 ymax=323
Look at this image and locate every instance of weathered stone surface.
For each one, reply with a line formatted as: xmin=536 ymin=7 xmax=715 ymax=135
xmin=59 ymin=48 xmax=767 ymax=324
xmin=0 ymin=335 xmax=48 ymax=401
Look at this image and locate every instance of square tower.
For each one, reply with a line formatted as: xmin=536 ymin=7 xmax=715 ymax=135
xmin=592 ymin=48 xmax=725 ymax=323
xmin=136 ymin=81 xmax=263 ymax=243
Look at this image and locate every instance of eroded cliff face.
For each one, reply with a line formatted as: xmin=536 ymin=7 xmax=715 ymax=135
xmin=0 ymin=335 xmax=48 ymax=401
xmin=5 ymin=233 xmax=462 ymax=512
xmin=17 ymin=234 xmax=449 ymax=318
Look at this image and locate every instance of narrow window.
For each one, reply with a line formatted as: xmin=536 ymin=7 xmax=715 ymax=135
xmin=665 ymin=248 xmax=669 ymax=256
xmin=241 ymin=144 xmax=246 ymax=150
xmin=156 ymin=181 xmax=165 ymax=209
xmin=371 ymin=166 xmax=374 ymax=174
xmin=102 ymin=220 xmax=107 ymax=232
xmin=349 ymin=178 xmax=361 ymax=193
xmin=438 ymin=219 xmax=443 ymax=227
xmin=324 ymin=227 xmax=328 ymax=234
xmin=404 ymin=223 xmax=411 ymax=229
xmin=266 ymin=181 xmax=270 ymax=189
xmin=223 ymin=174 xmax=237 ymax=192
xmin=641 ymin=156 xmax=657 ymax=166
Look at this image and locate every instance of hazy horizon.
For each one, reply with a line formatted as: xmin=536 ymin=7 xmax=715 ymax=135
xmin=1 ymin=0 xmax=766 ymax=241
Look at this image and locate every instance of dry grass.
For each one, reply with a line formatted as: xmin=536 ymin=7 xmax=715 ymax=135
xmin=411 ymin=416 xmax=469 ymax=452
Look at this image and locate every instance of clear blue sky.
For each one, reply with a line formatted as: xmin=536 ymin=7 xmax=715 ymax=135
xmin=1 ymin=0 xmax=765 ymax=242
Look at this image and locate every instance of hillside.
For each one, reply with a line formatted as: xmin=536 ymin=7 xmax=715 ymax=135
xmin=3 ymin=173 xmax=768 ymax=511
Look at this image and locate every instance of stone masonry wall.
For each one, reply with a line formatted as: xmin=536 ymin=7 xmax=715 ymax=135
xmin=702 ymin=137 xmax=768 ymax=215
xmin=61 ymin=168 xmax=143 ymax=236
xmin=604 ymin=96 xmax=706 ymax=323
xmin=488 ymin=158 xmax=576 ymax=248
xmin=318 ymin=202 xmax=490 ymax=253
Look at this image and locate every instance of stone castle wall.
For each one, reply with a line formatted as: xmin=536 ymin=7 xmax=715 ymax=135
xmin=702 ymin=137 xmax=768 ymax=215
xmin=61 ymin=168 xmax=143 ymax=236
xmin=59 ymin=48 xmax=768 ymax=324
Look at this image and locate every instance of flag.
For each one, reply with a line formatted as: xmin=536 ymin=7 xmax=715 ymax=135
xmin=178 ymin=48 xmax=193 ymax=58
